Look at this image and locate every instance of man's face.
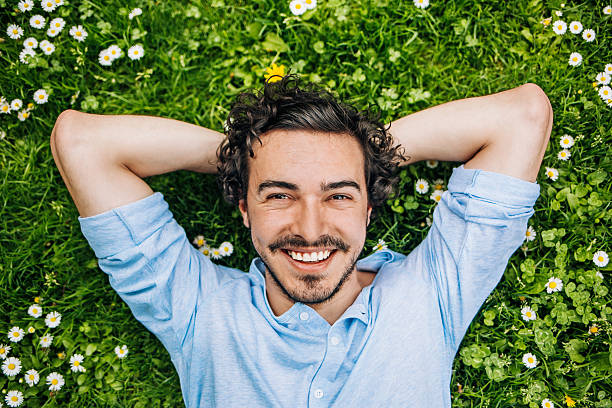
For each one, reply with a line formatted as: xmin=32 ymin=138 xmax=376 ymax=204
xmin=238 ymin=129 xmax=372 ymax=306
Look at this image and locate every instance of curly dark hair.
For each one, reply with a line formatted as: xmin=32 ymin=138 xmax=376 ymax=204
xmin=216 ymin=71 xmax=407 ymax=220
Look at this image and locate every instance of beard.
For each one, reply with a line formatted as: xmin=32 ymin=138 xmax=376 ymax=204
xmin=257 ymin=233 xmax=362 ymax=305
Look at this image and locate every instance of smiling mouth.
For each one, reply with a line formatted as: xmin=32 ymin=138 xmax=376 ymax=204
xmin=281 ymin=249 xmax=337 ymax=264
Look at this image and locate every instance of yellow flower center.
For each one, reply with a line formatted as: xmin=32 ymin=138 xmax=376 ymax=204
xmin=39 ymin=95 xmax=44 ymax=99
xmin=47 ymin=2 xmax=52 ymax=6
xmin=51 ymin=317 xmax=56 ymax=322
xmin=0 ymin=348 xmax=5 ymax=353
xmin=76 ymin=31 xmax=81 ymax=36
xmin=224 ymin=247 xmax=229 ymax=252
xmin=435 ymin=184 xmax=443 ymax=190
xmin=572 ymin=57 xmax=577 ymax=62
xmin=526 ymin=312 xmax=532 ymax=317
xmin=557 ymin=25 xmax=562 ymax=29
xmin=590 ymin=326 xmax=599 ymax=333
xmin=29 ymin=327 xmax=34 ymax=333
xmin=549 ymin=281 xmax=557 ymax=288
xmin=24 ymin=112 xmax=29 ymax=117
xmin=548 ymin=171 xmax=554 ymax=177
xmin=8 ymin=363 xmax=15 ymax=369
xmin=435 ymin=195 xmax=441 ymax=202
xmin=296 ymin=3 xmax=301 ymax=8
xmin=56 ymin=23 xmax=60 ymax=27
xmin=203 ymin=249 xmax=209 ymax=255
xmin=134 ymin=50 xmax=139 ymax=54
xmin=561 ymin=152 xmax=566 ymax=157
xmin=34 ymin=297 xmax=40 ymax=303
xmin=52 ymin=378 xmax=58 ymax=385
xmin=74 ymin=361 xmax=80 ymax=366
xmin=13 ymin=29 xmax=18 ymax=34
xmin=29 ymin=374 xmax=35 ymax=380
xmin=35 ymin=20 xmax=40 ymax=24
xmin=120 ymin=350 xmax=124 ymax=354
xmin=419 ymin=184 xmax=424 ymax=189
xmin=13 ymin=332 xmax=19 ymax=337
xmin=11 ymin=396 xmax=18 ymax=402
xmin=104 ymin=55 xmax=109 ymax=60
xmin=528 ymin=357 xmax=534 ymax=363
xmin=25 ymin=3 xmax=30 ymax=7
xmin=599 ymin=256 xmax=604 ymax=262
xmin=2 ymin=106 xmax=7 ymax=111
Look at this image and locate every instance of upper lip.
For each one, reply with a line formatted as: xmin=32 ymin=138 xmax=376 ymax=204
xmin=283 ymin=248 xmax=336 ymax=253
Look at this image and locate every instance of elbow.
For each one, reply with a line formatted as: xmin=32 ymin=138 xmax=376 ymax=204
xmin=518 ymin=83 xmax=553 ymax=147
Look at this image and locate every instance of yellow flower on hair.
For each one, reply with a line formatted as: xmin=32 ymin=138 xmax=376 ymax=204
xmin=264 ymin=63 xmax=286 ymax=83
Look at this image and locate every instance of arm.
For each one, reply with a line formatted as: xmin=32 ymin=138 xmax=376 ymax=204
xmin=50 ymin=110 xmax=225 ymax=217
xmin=386 ymin=83 xmax=553 ymax=182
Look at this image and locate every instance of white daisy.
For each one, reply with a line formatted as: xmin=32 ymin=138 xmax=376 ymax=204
xmin=128 ymin=7 xmax=143 ymax=19
xmin=107 ymin=44 xmax=122 ymax=60
xmin=521 ymin=306 xmax=536 ymax=321
xmin=69 ymin=354 xmax=86 ymax=373
xmin=2 ymin=357 xmax=22 ymax=376
xmin=372 ymin=239 xmax=387 ymax=252
xmin=198 ymin=244 xmax=211 ymax=257
xmin=425 ymin=159 xmax=438 ymax=168
xmin=210 ymin=247 xmax=222 ymax=260
xmin=127 ymin=44 xmax=144 ymax=60
xmin=559 ymin=134 xmax=574 ymax=148
xmin=192 ymin=235 xmax=206 ymax=248
xmin=599 ymin=86 xmax=612 ymax=100
xmin=33 ymin=89 xmax=49 ymax=104
xmin=28 ymin=304 xmax=42 ymax=317
xmin=605 ymin=5 xmax=612 ymax=15
xmin=593 ymin=250 xmax=609 ymax=267
xmin=522 ymin=352 xmax=538 ymax=368
xmin=49 ymin=17 xmax=65 ymax=30
xmin=542 ymin=398 xmax=554 ymax=408
xmin=303 ymin=0 xmax=316 ymax=9
xmin=557 ymin=149 xmax=571 ymax=161
xmin=568 ymin=21 xmax=582 ymax=34
xmin=5 ymin=390 xmax=24 ymax=407
xmin=39 ymin=334 xmax=53 ymax=348
xmin=552 ymin=20 xmax=567 ymax=34
xmin=414 ymin=0 xmax=429 ymax=8
xmin=40 ymin=0 xmax=56 ymax=12
xmin=7 ymin=24 xmax=24 ymax=40
xmin=525 ymin=225 xmax=536 ymax=242
xmin=27 ymin=327 xmax=35 ymax=334
xmin=46 ymin=372 xmax=64 ymax=391
xmin=219 ymin=241 xmax=234 ymax=257
xmin=19 ymin=48 xmax=36 ymax=64
xmin=596 ymin=72 xmax=611 ymax=85
xmin=545 ymin=276 xmax=563 ymax=293
xmin=45 ymin=311 xmax=61 ymax=328
xmin=98 ymin=49 xmax=113 ymax=66
xmin=430 ymin=189 xmax=443 ymax=203
xmin=17 ymin=110 xmax=31 ymax=121
xmin=0 ymin=344 xmax=11 ymax=359
xmin=545 ymin=167 xmax=558 ymax=181
xmin=46 ymin=27 xmax=59 ymax=37
xmin=432 ymin=178 xmax=445 ymax=191
xmin=29 ymin=15 xmax=45 ymax=29
xmin=18 ymin=0 xmax=35 ymax=12
xmin=8 ymin=327 xmax=24 ymax=343
xmin=115 ymin=345 xmax=128 ymax=358
xmin=23 ymin=37 xmax=37 ymax=49
xmin=69 ymin=25 xmax=88 ymax=41
xmin=568 ymin=52 xmax=582 ymax=66
xmin=555 ymin=10 xmax=562 ymax=16
xmin=289 ymin=0 xmax=307 ymax=15
xmin=582 ymin=29 xmax=595 ymax=42
xmin=415 ymin=179 xmax=429 ymax=194
xmin=53 ymin=0 xmax=64 ymax=6
xmin=0 ymin=102 xmax=11 ymax=113
xmin=24 ymin=369 xmax=39 ymax=386
xmin=10 ymin=99 xmax=23 ymax=111
xmin=41 ymin=41 xmax=55 ymax=55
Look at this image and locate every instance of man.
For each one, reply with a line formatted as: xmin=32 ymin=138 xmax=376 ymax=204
xmin=50 ymin=74 xmax=552 ymax=407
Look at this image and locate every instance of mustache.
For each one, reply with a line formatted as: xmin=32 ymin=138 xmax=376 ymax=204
xmin=269 ymin=234 xmax=349 ymax=253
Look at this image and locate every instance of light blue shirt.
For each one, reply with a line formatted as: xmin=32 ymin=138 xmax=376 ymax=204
xmin=78 ymin=165 xmax=540 ymax=407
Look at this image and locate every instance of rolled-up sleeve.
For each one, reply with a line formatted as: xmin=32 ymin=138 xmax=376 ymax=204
xmin=415 ymin=165 xmax=540 ymax=352
xmin=78 ymin=192 xmax=210 ymax=356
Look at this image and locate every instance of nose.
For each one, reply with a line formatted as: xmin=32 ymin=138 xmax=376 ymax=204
xmin=291 ymin=198 xmax=327 ymax=244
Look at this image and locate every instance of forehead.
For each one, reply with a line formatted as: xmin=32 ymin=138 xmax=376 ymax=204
xmin=248 ymin=129 xmax=365 ymax=187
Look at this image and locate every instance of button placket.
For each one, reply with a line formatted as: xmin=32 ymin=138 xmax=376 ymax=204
xmin=314 ymin=389 xmax=324 ymax=399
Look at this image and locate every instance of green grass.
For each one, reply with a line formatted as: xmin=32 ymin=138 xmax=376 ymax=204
xmin=1 ymin=0 xmax=611 ymax=406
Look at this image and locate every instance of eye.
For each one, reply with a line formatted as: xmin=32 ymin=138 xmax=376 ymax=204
xmin=267 ymin=193 xmax=289 ymax=200
xmin=331 ymin=194 xmax=350 ymax=200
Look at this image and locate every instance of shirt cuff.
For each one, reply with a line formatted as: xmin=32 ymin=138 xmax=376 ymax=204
xmin=78 ymin=192 xmax=173 ymax=259
xmin=447 ymin=164 xmax=540 ymax=207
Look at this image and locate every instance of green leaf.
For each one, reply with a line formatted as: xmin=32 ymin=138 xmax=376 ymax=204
xmin=587 ymin=170 xmax=607 ymax=185
xmin=261 ymin=32 xmax=289 ymax=53
xmin=85 ymin=343 xmax=97 ymax=356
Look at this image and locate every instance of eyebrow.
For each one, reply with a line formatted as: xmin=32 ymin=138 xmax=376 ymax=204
xmin=257 ymin=180 xmax=361 ymax=194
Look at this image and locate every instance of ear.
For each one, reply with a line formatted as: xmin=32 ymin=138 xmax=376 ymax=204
xmin=366 ymin=204 xmax=372 ymax=227
xmin=238 ymin=198 xmax=250 ymax=229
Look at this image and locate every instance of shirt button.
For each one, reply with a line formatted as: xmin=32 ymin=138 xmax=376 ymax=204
xmin=330 ymin=336 xmax=340 ymax=345
xmin=314 ymin=389 xmax=324 ymax=399
xmin=299 ymin=312 xmax=310 ymax=321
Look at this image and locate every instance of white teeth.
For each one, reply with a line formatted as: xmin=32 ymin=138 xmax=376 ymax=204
xmin=288 ymin=250 xmax=332 ymax=262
